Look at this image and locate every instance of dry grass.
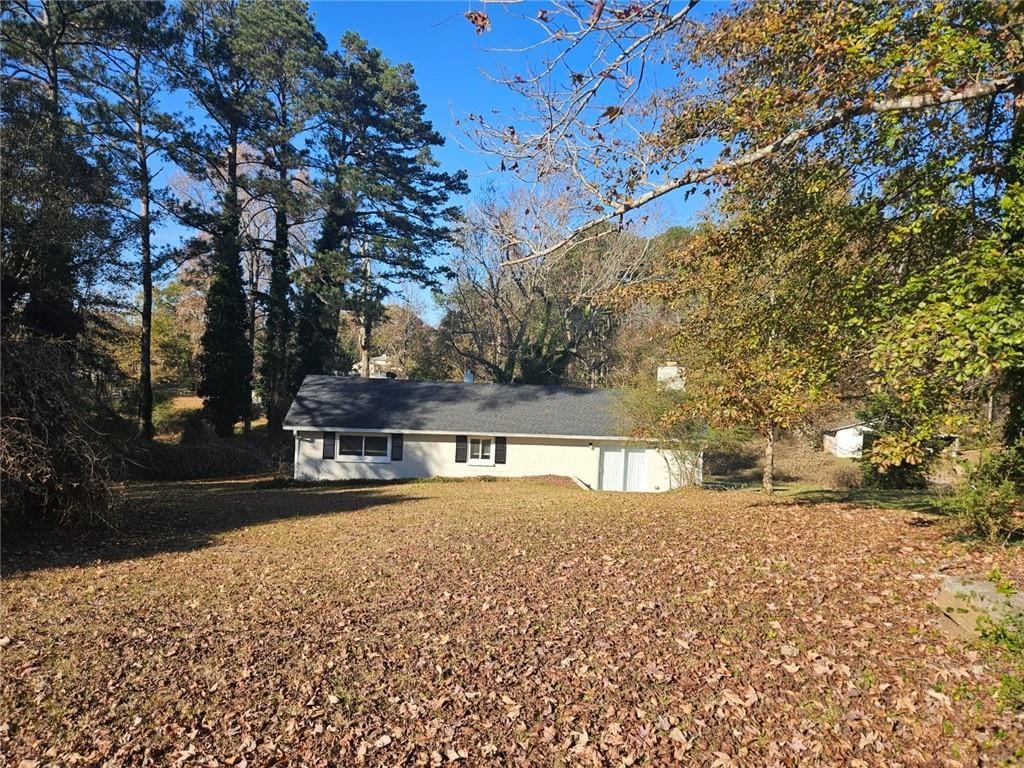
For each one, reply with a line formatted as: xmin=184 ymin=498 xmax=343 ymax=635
xmin=152 ymin=395 xmax=268 ymax=443
xmin=706 ymin=436 xmax=864 ymax=490
xmin=2 ymin=478 xmax=1022 ymax=766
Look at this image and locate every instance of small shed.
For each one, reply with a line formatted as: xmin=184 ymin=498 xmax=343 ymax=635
xmin=822 ymin=422 xmax=872 ymax=459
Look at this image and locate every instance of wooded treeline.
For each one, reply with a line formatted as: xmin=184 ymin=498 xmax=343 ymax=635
xmin=0 ymin=0 xmax=669 ymax=531
xmin=1 ymin=0 xmax=470 ymax=527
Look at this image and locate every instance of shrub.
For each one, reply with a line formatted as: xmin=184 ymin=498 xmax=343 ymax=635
xmin=861 ymin=455 xmax=929 ymax=489
xmin=832 ymin=462 xmax=863 ymax=490
xmin=1 ymin=337 xmax=120 ymax=532
xmin=179 ymin=409 xmax=215 ymax=445
xmin=152 ymin=396 xmax=195 ymax=435
xmin=996 ymin=674 xmax=1024 ymax=712
xmin=941 ymin=445 xmax=1024 ymax=541
xmin=125 ymin=436 xmax=282 ymax=481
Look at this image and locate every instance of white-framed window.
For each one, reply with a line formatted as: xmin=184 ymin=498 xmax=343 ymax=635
xmin=335 ymin=433 xmax=391 ymax=463
xmin=468 ymin=437 xmax=493 ymax=466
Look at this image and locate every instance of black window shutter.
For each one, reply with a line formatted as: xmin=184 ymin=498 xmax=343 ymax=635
xmin=494 ymin=436 xmax=507 ymax=464
xmin=391 ymin=433 xmax=404 ymax=461
xmin=455 ymin=435 xmax=468 ymax=463
xmin=322 ymin=431 xmax=336 ymax=459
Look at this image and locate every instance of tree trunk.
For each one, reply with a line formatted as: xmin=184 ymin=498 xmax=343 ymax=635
xmin=244 ymin=271 xmax=255 ymax=434
xmin=137 ymin=160 xmax=154 ymax=438
xmin=242 ymin=187 xmax=254 ymax=435
xmin=135 ymin=56 xmax=154 ymax=440
xmin=226 ymin=129 xmax=251 ymax=436
xmin=359 ymin=258 xmax=372 ymax=378
xmin=1001 ymin=76 xmax=1024 ymax=446
xmin=264 ymin=160 xmax=291 ymax=440
xmin=762 ymin=423 xmax=776 ymax=493
xmin=360 ymin=311 xmax=372 ymax=378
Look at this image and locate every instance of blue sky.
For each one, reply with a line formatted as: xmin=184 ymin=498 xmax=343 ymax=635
xmin=309 ymin=1 xmax=707 ymax=222
xmin=311 ymin=1 xmax=530 ymax=194
xmin=156 ymin=1 xmax=711 ymax=312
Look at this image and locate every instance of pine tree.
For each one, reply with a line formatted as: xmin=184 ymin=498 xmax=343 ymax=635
xmin=168 ymin=0 xmax=257 ymax=436
xmin=236 ymin=0 xmax=326 ymax=438
xmin=199 ymin=187 xmax=252 ymax=437
xmin=293 ymin=222 xmax=350 ymax=382
xmin=85 ymin=1 xmax=176 ymax=438
xmin=1 ymin=0 xmax=120 ymax=340
xmin=311 ymin=33 xmax=468 ymax=378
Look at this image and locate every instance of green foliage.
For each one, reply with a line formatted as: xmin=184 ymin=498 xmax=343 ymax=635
xmin=170 ymin=0 xmax=259 ymax=437
xmin=496 ymin=0 xmax=1022 ymax=477
xmin=979 ymin=612 xmax=1024 ymax=656
xmin=1 ymin=1 xmax=132 ymax=527
xmin=1 ymin=72 xmax=122 ymax=341
xmin=941 ymin=445 xmax=1024 ymax=541
xmin=309 ymin=31 xmax=468 ymax=379
xmin=857 ymin=393 xmax=940 ymax=487
xmin=869 ymin=162 xmax=1024 ymax=464
xmin=238 ymin=0 xmax=325 ymax=436
xmin=860 ymin=454 xmax=929 ymax=490
xmin=650 ymin=159 xmax=874 ymax=489
xmin=198 ymin=222 xmax=252 ymax=437
xmin=179 ymin=409 xmax=216 ymax=446
xmin=620 ymin=375 xmax=730 ymax=487
xmin=688 ymin=1 xmax=1023 ymax=471
xmin=151 ymin=282 xmax=203 ymax=388
xmin=84 ymin=1 xmax=176 ymax=438
xmin=996 ymin=673 xmax=1024 ymax=712
xmin=987 ymin=569 xmax=1018 ymax=597
xmin=125 ymin=434 xmax=279 ymax=481
xmin=991 ymin=671 xmax=1024 ymax=716
xmin=293 ymin=275 xmax=350 ymax=381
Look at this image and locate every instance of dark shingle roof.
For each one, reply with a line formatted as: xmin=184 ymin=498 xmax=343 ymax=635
xmin=284 ymin=375 xmax=627 ymax=438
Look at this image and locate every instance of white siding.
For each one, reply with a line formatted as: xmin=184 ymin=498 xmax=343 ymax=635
xmin=645 ymin=447 xmax=702 ymax=491
xmin=293 ymin=431 xmax=699 ymax=492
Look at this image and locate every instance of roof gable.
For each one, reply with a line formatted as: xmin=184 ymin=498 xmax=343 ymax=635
xmin=284 ymin=375 xmax=627 ymax=438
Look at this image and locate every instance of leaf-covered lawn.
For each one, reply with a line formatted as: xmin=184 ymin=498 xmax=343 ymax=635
xmin=2 ymin=478 xmax=1022 ymax=766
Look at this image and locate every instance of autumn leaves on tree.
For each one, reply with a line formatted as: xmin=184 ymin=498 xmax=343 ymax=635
xmin=473 ymin=0 xmax=1023 ymax=489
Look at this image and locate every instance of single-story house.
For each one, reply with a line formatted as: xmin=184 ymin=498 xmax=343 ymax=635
xmin=822 ymin=422 xmax=873 ymax=458
xmin=284 ymin=375 xmax=701 ymax=492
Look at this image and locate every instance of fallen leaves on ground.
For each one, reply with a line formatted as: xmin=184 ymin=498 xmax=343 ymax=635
xmin=1 ymin=478 xmax=1021 ymax=766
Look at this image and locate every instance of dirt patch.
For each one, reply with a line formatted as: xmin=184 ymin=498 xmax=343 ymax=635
xmin=2 ymin=479 xmax=1021 ymax=765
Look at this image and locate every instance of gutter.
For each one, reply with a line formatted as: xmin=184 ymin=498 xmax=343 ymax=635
xmin=284 ymin=426 xmax=649 ymax=442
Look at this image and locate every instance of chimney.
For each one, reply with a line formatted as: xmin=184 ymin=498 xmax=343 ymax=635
xmin=657 ymin=361 xmax=684 ymax=390
xmin=463 ymin=369 xmax=475 ymax=383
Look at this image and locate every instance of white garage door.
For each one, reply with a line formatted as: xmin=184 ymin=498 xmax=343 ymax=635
xmin=625 ymin=448 xmax=647 ymax=492
xmin=600 ymin=446 xmax=647 ymax=491
xmin=600 ymin=447 xmax=624 ymax=491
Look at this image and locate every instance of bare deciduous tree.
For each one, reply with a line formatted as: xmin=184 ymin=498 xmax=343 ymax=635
xmin=441 ymin=185 xmax=654 ymax=384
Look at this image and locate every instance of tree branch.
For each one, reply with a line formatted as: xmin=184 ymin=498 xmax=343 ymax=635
xmin=503 ymin=73 xmax=1021 ymax=266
